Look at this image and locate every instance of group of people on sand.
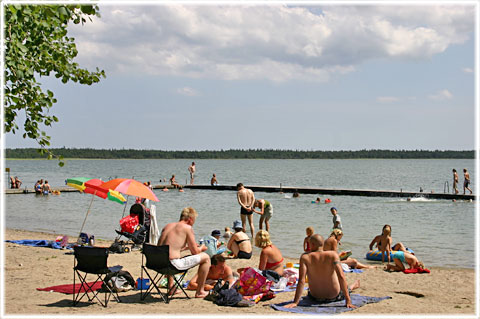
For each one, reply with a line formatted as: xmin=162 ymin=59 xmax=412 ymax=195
xmin=156 ymin=204 xmax=426 ymax=308
xmin=452 ymin=168 xmax=472 ymax=195
xmin=155 ymin=179 xmax=428 ymax=307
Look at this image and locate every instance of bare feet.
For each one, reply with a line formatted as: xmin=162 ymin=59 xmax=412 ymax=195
xmin=195 ymin=290 xmax=208 ymax=298
xmin=349 ymin=279 xmax=360 ymax=291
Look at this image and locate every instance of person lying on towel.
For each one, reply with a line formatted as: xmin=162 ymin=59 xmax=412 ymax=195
xmin=384 ymin=251 xmax=426 ymax=272
xmin=284 ymin=234 xmax=360 ymax=309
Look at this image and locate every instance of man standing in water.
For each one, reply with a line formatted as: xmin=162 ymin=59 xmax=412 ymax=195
xmin=188 ymin=162 xmax=196 ymax=185
xmin=236 ymin=183 xmax=256 ymax=238
xmin=452 ymin=169 xmax=459 ymax=194
xmin=463 ymin=168 xmax=472 ymax=194
xmin=157 ymin=207 xmax=210 ymax=298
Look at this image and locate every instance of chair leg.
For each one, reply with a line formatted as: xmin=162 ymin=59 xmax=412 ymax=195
xmin=140 ymin=267 xmax=167 ymax=303
xmin=73 ymin=271 xmax=120 ymax=307
xmin=167 ymin=272 xmax=189 ymax=301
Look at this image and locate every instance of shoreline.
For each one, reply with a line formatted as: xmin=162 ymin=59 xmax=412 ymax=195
xmin=2 ymin=227 xmax=476 ymax=317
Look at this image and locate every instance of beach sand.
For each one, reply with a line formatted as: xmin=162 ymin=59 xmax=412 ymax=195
xmin=2 ymin=228 xmax=476 ymax=317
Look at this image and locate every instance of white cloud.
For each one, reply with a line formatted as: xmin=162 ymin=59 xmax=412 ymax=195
xmin=176 ymin=87 xmax=199 ymax=96
xmin=462 ymin=67 xmax=473 ymax=73
xmin=70 ymin=5 xmax=474 ymax=82
xmin=428 ymin=89 xmax=453 ymax=100
xmin=377 ymin=96 xmax=400 ymax=103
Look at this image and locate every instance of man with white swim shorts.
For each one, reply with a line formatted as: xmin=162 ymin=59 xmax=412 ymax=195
xmin=158 ymin=207 xmax=210 ymax=298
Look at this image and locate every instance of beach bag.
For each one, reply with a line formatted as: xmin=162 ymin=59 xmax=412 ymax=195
xmin=119 ymin=214 xmax=139 ymax=234
xmin=102 ymin=270 xmax=135 ymax=292
xmin=215 ymin=288 xmax=243 ymax=306
xmin=234 ymin=267 xmax=272 ymax=297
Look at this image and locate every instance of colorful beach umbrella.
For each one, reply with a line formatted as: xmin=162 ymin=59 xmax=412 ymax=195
xmin=66 ymin=177 xmax=127 ymax=242
xmin=90 ymin=178 xmax=159 ymax=202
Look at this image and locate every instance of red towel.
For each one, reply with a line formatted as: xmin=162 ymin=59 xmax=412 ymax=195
xmin=403 ymin=267 xmax=430 ymax=274
xmin=37 ymin=281 xmax=103 ymax=294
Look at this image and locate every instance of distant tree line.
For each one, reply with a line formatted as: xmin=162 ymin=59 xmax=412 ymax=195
xmin=5 ymin=148 xmax=475 ymax=159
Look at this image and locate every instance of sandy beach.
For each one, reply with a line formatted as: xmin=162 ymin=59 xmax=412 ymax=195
xmin=2 ymin=228 xmax=476 ymax=317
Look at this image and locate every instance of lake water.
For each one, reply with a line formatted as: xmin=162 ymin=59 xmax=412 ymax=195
xmin=4 ymin=158 xmax=477 ymax=268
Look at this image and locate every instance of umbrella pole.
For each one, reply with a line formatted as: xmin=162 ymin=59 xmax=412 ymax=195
xmin=77 ymin=193 xmax=95 ymax=242
xmin=121 ymin=195 xmax=130 ymax=218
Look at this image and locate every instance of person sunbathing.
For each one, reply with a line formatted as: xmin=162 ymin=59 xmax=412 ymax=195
xmin=187 ymin=254 xmax=235 ymax=291
xmin=284 ymin=234 xmax=359 ymax=309
xmin=255 ymin=230 xmax=284 ymax=276
xmin=385 ymin=251 xmax=425 ymax=272
xmin=324 ymin=229 xmax=375 ymax=269
xmin=369 ymin=224 xmax=408 ymax=263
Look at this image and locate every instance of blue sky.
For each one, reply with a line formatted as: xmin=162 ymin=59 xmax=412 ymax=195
xmin=4 ymin=3 xmax=478 ymax=150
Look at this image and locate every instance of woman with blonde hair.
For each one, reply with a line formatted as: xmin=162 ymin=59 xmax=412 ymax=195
xmin=369 ymin=224 xmax=407 ymax=263
xmin=255 ymin=230 xmax=284 ymax=275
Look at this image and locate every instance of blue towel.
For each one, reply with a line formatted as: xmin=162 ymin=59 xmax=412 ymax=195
xmin=271 ymin=293 xmax=391 ymax=314
xmin=5 ymin=240 xmax=73 ymax=250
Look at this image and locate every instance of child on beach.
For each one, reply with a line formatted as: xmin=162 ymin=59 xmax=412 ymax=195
xmin=223 ymin=227 xmax=233 ymax=239
xmin=330 ymin=207 xmax=342 ymax=230
xmin=303 ymin=226 xmax=314 ymax=252
xmin=385 ymin=251 xmax=425 ymax=272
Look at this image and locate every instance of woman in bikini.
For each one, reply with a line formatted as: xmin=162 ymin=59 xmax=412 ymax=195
xmin=227 ymin=220 xmax=252 ymax=259
xmin=369 ymin=225 xmax=407 ymax=263
xmin=255 ymin=230 xmax=284 ymax=275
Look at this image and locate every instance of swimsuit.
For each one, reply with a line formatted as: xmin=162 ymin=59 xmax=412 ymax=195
xmin=464 ymin=180 xmax=470 ymax=187
xmin=235 ymin=238 xmax=249 ymax=245
xmin=240 ymin=207 xmax=252 ymax=215
xmin=170 ymin=254 xmax=202 ymax=271
xmin=265 ymin=258 xmax=283 ymax=269
xmin=308 ymin=288 xmax=351 ymax=303
xmin=237 ymin=251 xmax=252 ymax=259
xmin=393 ymin=251 xmax=406 ymax=263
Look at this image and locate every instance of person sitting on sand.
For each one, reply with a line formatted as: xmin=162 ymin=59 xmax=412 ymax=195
xmin=255 ymin=230 xmax=284 ymax=276
xmin=304 ymin=226 xmax=314 ymax=252
xmin=385 ymin=251 xmax=424 ymax=272
xmin=284 ymin=234 xmax=359 ymax=309
xmin=169 ymin=175 xmax=180 ymax=188
xmin=187 ymin=254 xmax=236 ymax=291
xmin=157 ymin=207 xmax=211 ymax=298
xmin=324 ymin=229 xmax=375 ymax=269
xmin=227 ymin=220 xmax=252 ymax=259
xmin=369 ymin=225 xmax=408 ymax=263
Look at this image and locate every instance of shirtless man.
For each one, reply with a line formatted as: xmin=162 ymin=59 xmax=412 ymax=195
xmin=463 ymin=168 xmax=472 ymax=195
xmin=188 ymin=162 xmax=196 ymax=185
xmin=284 ymin=234 xmax=359 ymax=309
xmin=452 ymin=169 xmax=459 ymax=194
xmin=42 ymin=180 xmax=51 ymax=194
xmin=157 ymin=207 xmax=211 ymax=298
xmin=236 ymin=183 xmax=255 ymax=238
xmin=324 ymin=229 xmax=375 ymax=269
xmin=210 ymin=174 xmax=218 ymax=186
xmin=187 ymin=254 xmax=235 ymax=291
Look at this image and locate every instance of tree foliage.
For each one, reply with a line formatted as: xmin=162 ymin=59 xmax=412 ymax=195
xmin=4 ymin=4 xmax=106 ymax=165
xmin=5 ymin=148 xmax=475 ymax=159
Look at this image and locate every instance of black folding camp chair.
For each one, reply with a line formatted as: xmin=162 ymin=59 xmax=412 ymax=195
xmin=73 ymin=246 xmax=120 ymax=307
xmin=140 ymin=244 xmax=192 ymax=303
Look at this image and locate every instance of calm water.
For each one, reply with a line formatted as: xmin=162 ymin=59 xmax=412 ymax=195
xmin=4 ymin=158 xmax=477 ymax=268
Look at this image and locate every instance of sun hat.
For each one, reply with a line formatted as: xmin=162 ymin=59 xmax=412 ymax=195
xmin=211 ymin=230 xmax=221 ymax=237
xmin=233 ymin=220 xmax=242 ymax=229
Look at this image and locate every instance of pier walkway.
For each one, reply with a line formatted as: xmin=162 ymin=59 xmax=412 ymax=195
xmin=4 ymin=184 xmax=476 ymax=200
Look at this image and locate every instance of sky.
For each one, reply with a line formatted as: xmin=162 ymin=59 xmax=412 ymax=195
xmin=4 ymin=2 xmax=478 ymax=151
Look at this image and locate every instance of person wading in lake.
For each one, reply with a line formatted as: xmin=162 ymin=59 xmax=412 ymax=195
xmin=236 ymin=183 xmax=255 ymax=238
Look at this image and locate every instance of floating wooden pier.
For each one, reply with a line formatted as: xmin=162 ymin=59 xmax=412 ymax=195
xmin=5 ymin=184 xmax=475 ymax=200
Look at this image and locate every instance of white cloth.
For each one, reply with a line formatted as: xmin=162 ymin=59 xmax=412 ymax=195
xmin=148 ymin=205 xmax=160 ymax=245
